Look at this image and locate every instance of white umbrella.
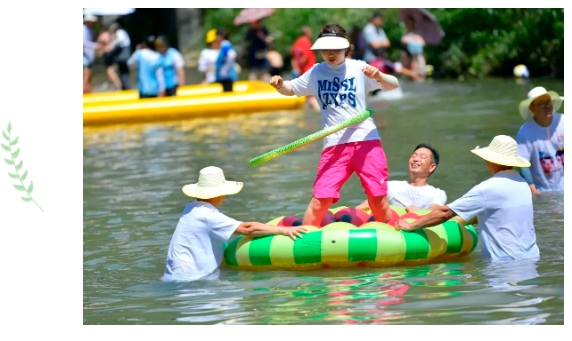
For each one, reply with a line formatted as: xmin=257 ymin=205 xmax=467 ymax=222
xmin=83 ymin=8 xmax=135 ymax=16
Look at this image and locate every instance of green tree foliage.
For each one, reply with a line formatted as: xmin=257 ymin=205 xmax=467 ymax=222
xmin=200 ymin=8 xmax=563 ymax=79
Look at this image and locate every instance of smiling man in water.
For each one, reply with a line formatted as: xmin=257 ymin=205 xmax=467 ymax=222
xmin=357 ymin=143 xmax=446 ymax=211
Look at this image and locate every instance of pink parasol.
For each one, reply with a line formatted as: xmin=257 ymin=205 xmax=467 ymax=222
xmin=234 ymin=8 xmax=275 ymax=25
xmin=399 ymin=8 xmax=445 ymax=45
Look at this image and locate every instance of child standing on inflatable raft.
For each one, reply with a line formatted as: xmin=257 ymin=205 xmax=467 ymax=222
xmin=269 ymin=24 xmax=400 ymax=226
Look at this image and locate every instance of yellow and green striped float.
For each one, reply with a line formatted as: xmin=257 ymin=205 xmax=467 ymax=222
xmin=223 ymin=206 xmax=478 ymax=271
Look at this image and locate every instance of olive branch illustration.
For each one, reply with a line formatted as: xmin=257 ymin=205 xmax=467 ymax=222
xmin=2 ymin=121 xmax=44 ymax=212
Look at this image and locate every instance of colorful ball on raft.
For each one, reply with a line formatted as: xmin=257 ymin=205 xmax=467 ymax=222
xmin=365 ymin=208 xmax=401 ymax=226
xmin=333 ymin=207 xmax=370 ymax=226
xmin=269 ymin=206 xmax=428 ymax=228
xmin=277 ymin=216 xmax=303 ymax=227
xmin=321 ymin=210 xmax=336 ymax=226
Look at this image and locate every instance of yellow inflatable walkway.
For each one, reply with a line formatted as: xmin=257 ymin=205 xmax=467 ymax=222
xmin=83 ymin=81 xmax=306 ymax=127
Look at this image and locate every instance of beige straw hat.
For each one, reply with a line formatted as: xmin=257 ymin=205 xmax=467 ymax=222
xmin=518 ymin=86 xmax=563 ymax=121
xmin=182 ymin=166 xmax=243 ymax=199
xmin=471 ymin=135 xmax=531 ymax=168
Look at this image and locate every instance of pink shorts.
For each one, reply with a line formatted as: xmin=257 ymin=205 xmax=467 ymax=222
xmin=313 ymin=140 xmax=389 ymax=203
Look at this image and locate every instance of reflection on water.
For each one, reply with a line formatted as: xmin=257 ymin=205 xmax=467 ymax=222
xmin=84 ymin=79 xmax=564 ymax=325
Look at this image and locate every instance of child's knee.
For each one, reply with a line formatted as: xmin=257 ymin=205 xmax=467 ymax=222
xmin=309 ymin=197 xmax=333 ymax=212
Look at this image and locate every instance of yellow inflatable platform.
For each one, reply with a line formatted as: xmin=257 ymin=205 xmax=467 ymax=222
xmin=83 ymin=81 xmax=306 ymax=127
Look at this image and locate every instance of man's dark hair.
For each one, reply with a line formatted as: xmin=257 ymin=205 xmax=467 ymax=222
xmin=413 ymin=143 xmax=440 ymax=173
xmin=372 ymin=11 xmax=383 ymax=19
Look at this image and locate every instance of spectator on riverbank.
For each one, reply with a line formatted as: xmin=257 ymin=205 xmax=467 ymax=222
xmin=126 ymin=36 xmax=165 ymax=99
xmin=240 ymin=20 xmax=272 ymax=81
xmin=361 ymin=12 xmax=422 ymax=83
xmin=104 ymin=22 xmax=132 ymax=90
xmin=516 ymin=87 xmax=564 ymax=194
xmin=155 ymin=35 xmax=185 ymax=96
xmin=96 ymin=27 xmax=111 ymax=57
xmin=290 ymin=26 xmax=319 ymax=111
xmin=400 ymin=15 xmax=427 ymax=80
xmin=362 ymin=12 xmax=390 ymax=67
xmin=98 ymin=22 xmax=131 ymax=90
xmin=291 ymin=26 xmax=316 ymax=77
xmin=83 ymin=14 xmax=99 ymax=94
xmin=215 ymin=28 xmax=238 ymax=92
xmin=198 ymin=29 xmax=220 ymax=85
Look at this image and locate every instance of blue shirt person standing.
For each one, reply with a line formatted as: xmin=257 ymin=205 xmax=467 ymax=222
xmin=126 ymin=36 xmax=165 ymax=99
xmin=155 ymin=35 xmax=185 ymax=97
xmin=214 ymin=28 xmax=238 ymax=92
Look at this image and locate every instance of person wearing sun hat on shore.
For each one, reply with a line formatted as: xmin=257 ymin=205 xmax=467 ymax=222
xmin=162 ymin=166 xmax=307 ymax=282
xmin=516 ymin=86 xmax=564 ymax=195
xmin=396 ymin=135 xmax=540 ymax=261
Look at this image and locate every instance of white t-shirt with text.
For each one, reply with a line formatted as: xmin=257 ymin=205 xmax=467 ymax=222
xmin=516 ymin=113 xmax=564 ymax=192
xmin=388 ymin=180 xmax=447 ymax=209
xmin=162 ymin=201 xmax=242 ymax=282
xmin=448 ymin=170 xmax=539 ymax=261
xmin=290 ymin=59 xmax=387 ymax=149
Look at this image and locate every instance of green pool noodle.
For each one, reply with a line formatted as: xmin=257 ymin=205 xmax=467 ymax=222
xmin=249 ymin=109 xmax=373 ymax=166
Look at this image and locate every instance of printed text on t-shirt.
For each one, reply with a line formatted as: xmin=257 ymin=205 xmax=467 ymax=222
xmin=317 ymin=77 xmax=357 ymax=109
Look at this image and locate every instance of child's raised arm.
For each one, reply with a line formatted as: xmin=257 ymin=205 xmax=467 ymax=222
xmin=269 ymin=76 xmax=295 ymax=96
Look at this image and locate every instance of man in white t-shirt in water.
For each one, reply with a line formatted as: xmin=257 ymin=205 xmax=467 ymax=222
xmin=356 ymin=143 xmax=446 ymax=211
xmin=516 ymin=86 xmax=564 ymax=194
xmin=396 ymin=135 xmax=540 ymax=261
xmin=162 ymin=166 xmax=307 ymax=282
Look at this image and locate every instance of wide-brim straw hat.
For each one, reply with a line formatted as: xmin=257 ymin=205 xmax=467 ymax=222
xmin=471 ymin=135 xmax=531 ymax=168
xmin=518 ymin=86 xmax=563 ymax=121
xmin=182 ymin=166 xmax=243 ymax=199
xmin=310 ymin=31 xmax=350 ymax=51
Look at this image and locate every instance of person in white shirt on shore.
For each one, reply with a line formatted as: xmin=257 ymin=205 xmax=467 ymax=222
xmin=104 ymin=21 xmax=132 ymax=90
xmin=357 ymin=143 xmax=446 ymax=212
xmin=162 ymin=166 xmax=307 ymax=282
xmin=396 ymin=135 xmax=540 ymax=262
xmin=198 ymin=29 xmax=220 ymax=85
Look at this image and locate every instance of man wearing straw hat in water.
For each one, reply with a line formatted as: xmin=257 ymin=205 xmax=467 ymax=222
xmin=396 ymin=135 xmax=540 ymax=261
xmin=162 ymin=167 xmax=307 ymax=282
xmin=516 ymin=86 xmax=564 ymax=194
